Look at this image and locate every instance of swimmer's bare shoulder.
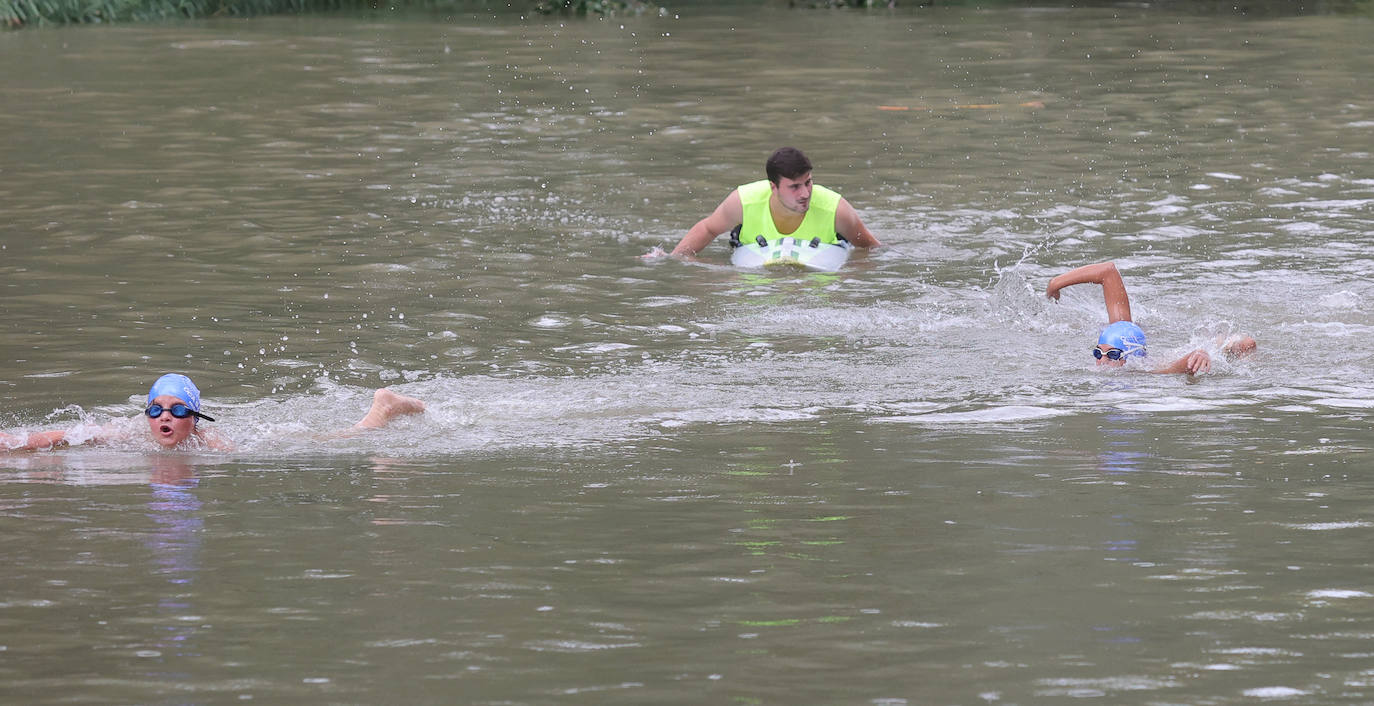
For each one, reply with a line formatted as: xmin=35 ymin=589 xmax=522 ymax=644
xmin=194 ymin=428 xmax=235 ymax=451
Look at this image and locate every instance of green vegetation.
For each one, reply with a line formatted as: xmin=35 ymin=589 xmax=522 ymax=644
xmin=1 ymin=0 xmax=350 ymax=26
xmin=5 ymin=0 xmax=1370 ymax=28
xmin=0 ymin=0 xmax=648 ymax=25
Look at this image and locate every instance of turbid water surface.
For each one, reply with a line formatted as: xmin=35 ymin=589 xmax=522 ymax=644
xmin=1 ymin=4 xmax=1372 ymax=704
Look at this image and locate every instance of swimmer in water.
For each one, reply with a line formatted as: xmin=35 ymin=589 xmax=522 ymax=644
xmin=0 ymin=373 xmax=426 ymax=452
xmin=642 ymin=146 xmax=882 ymax=259
xmin=1046 ymin=261 xmax=1257 ymax=375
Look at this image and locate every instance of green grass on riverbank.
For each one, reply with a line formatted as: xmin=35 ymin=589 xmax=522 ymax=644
xmin=0 ymin=0 xmax=658 ymax=26
xmin=4 ymin=0 xmax=1370 ymax=30
xmin=1 ymin=0 xmax=357 ymax=26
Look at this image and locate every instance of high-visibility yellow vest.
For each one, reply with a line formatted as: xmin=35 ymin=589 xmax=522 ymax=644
xmin=737 ymin=179 xmax=842 ymax=246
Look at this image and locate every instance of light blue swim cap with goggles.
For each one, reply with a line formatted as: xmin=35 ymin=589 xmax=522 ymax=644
xmin=1098 ymin=321 xmax=1147 ymax=359
xmin=148 ymin=373 xmax=204 ymax=412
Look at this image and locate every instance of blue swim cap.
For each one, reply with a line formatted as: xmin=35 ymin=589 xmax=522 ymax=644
xmin=147 ymin=373 xmax=203 ymax=412
xmin=1098 ymin=321 xmax=1147 ymax=359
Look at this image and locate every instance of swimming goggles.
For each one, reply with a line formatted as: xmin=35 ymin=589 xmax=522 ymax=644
xmin=1092 ymin=348 xmax=1126 ymax=361
xmin=145 ymin=403 xmax=215 ymax=422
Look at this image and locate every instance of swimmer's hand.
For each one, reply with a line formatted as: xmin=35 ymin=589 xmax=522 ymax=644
xmin=638 ymin=246 xmax=669 ymax=260
xmin=1045 ymin=279 xmax=1064 ymax=300
xmin=1182 ymin=350 xmax=1211 ymax=375
xmin=1155 ymin=349 xmax=1211 ymax=375
xmin=1222 ymin=335 xmax=1257 ymax=359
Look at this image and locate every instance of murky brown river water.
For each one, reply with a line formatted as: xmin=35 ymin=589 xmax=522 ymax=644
xmin=2 ymin=3 xmax=1372 ymax=703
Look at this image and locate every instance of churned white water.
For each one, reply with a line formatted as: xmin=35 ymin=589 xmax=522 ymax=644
xmin=1 ymin=6 xmax=1371 ymax=705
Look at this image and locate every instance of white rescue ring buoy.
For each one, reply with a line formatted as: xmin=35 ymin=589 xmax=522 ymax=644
xmin=729 ymin=235 xmax=852 ymax=272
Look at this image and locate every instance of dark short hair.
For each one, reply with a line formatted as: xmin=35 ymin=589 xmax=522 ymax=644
xmin=765 ymin=147 xmax=813 ymax=185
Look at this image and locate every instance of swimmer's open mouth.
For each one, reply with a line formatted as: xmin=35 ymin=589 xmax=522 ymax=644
xmin=160 ymin=424 xmax=173 ymax=433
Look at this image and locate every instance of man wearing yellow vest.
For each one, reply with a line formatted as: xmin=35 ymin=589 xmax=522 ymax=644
xmin=668 ymin=147 xmax=882 ymax=257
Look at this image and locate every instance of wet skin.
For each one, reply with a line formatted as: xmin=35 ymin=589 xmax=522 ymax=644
xmin=771 ymin=172 xmax=813 ymax=215
xmin=147 ymin=394 xmax=197 ymax=448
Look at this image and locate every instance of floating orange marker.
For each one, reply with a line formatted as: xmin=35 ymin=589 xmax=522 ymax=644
xmin=879 ymin=100 xmax=1045 ymax=111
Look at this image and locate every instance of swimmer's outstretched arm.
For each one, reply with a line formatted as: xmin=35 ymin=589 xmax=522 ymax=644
xmin=1151 ymin=350 xmax=1212 ymax=375
xmin=0 ymin=430 xmax=71 ymax=452
xmin=668 ymin=189 xmax=745 ymax=257
xmin=1150 ymin=336 xmax=1257 ymax=376
xmin=2 ymin=426 xmax=232 ymax=452
xmin=1046 ymin=261 xmax=1133 ymax=324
